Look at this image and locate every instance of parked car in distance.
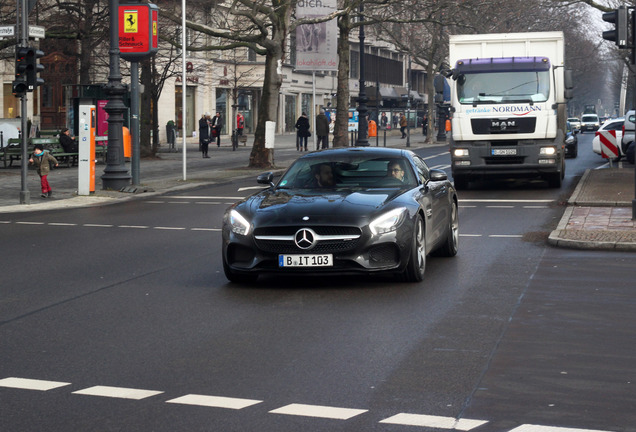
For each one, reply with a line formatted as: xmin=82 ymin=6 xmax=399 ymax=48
xmin=581 ymin=114 xmax=600 ymax=133
xmin=592 ymin=118 xmax=623 ymax=161
xmin=564 ymin=121 xmax=578 ymax=158
xmin=567 ymin=117 xmax=581 ymax=132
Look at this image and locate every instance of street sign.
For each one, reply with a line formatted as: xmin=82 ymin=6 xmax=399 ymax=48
xmin=0 ymin=25 xmax=45 ymax=39
xmin=29 ymin=26 xmax=45 ymax=39
xmin=598 ymin=130 xmax=619 ymax=159
xmin=0 ymin=25 xmax=15 ymax=38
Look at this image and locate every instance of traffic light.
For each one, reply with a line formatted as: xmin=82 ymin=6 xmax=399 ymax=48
xmin=25 ymin=48 xmax=45 ymax=90
xmin=13 ymin=47 xmax=30 ymax=98
xmin=602 ymin=6 xmax=629 ymax=48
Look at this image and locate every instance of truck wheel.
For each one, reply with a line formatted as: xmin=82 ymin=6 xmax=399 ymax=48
xmin=547 ymin=171 xmax=562 ymax=188
xmin=453 ymin=175 xmax=468 ymax=190
xmin=627 ymin=142 xmax=635 ymax=164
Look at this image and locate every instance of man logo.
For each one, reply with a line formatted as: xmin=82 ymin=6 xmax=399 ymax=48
xmin=491 ymin=120 xmax=516 ymax=130
xmin=295 ymin=228 xmax=317 ymax=250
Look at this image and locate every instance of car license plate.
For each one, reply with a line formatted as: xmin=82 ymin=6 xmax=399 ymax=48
xmin=279 ymin=254 xmax=333 ymax=267
xmin=492 ymin=148 xmax=517 ymax=156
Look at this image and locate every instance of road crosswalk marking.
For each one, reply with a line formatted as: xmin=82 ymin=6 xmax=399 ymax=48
xmin=166 ymin=394 xmax=262 ymax=409
xmin=0 ymin=377 xmax=70 ymax=391
xmin=72 ymin=385 xmax=163 ymax=400
xmin=0 ymin=375 xmax=615 ymax=431
xmin=269 ymin=403 xmax=367 ymax=420
xmin=380 ymin=413 xmax=488 ymax=430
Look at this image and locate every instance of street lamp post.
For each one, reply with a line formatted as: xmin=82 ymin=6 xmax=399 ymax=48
xmin=356 ymin=3 xmax=369 ymax=147
xmin=102 ymin=0 xmax=132 ymax=190
xmin=406 ymin=55 xmax=411 ymax=148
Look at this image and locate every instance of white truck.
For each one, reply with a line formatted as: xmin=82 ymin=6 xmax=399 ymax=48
xmin=446 ymin=32 xmax=573 ymax=189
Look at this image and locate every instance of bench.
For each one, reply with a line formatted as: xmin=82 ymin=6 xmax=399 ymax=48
xmin=1 ymin=137 xmax=107 ymax=168
xmin=31 ymin=138 xmax=79 ymax=168
xmin=1 ymin=138 xmax=24 ymax=168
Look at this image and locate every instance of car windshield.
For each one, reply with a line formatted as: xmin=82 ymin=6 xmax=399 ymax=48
xmin=457 ymin=70 xmax=550 ymax=104
xmin=277 ymin=154 xmax=417 ymax=189
xmin=582 ymin=115 xmax=598 ymax=123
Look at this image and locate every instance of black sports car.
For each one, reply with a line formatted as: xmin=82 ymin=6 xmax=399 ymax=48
xmin=222 ymin=147 xmax=459 ymax=283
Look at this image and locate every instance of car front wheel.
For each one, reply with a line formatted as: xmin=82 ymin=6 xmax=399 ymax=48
xmin=401 ymin=214 xmax=426 ymax=282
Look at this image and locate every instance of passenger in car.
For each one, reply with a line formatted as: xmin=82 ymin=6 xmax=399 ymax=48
xmin=311 ymin=163 xmax=335 ymax=188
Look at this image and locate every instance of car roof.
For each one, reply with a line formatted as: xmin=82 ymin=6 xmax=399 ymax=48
xmin=296 ymin=147 xmax=412 ymax=160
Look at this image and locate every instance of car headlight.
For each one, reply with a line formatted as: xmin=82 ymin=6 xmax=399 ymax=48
xmin=229 ymin=209 xmax=251 ymax=236
xmin=540 ymin=146 xmax=556 ymax=155
xmin=369 ymin=207 xmax=407 ymax=235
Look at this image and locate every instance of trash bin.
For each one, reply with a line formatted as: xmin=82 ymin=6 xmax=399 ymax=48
xmin=368 ymin=120 xmax=377 ymax=137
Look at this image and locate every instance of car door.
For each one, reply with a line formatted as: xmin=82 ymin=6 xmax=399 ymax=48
xmin=412 ymin=155 xmax=448 ymax=248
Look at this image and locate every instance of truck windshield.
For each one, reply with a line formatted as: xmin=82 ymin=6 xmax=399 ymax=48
xmin=458 ymin=70 xmax=550 ymax=104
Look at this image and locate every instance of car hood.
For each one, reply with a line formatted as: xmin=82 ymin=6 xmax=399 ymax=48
xmin=236 ymin=188 xmax=411 ymax=226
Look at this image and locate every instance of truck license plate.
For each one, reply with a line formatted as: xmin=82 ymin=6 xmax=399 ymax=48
xmin=492 ymin=148 xmax=517 ymax=156
xmin=279 ymin=254 xmax=333 ymax=267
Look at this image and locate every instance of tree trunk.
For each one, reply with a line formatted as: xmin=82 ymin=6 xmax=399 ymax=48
xmin=333 ymin=15 xmax=351 ymax=148
xmin=248 ymin=1 xmax=291 ymax=168
xmin=140 ymin=59 xmax=154 ymax=157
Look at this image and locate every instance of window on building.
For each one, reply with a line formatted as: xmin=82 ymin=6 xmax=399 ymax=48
xmin=350 ymin=50 xmax=359 ymax=79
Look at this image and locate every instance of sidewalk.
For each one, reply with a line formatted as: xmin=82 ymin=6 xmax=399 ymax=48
xmin=0 ymin=130 xmax=425 ymax=213
xmin=548 ymin=165 xmax=636 ymax=251
xmin=2 ymin=132 xmax=635 ymax=251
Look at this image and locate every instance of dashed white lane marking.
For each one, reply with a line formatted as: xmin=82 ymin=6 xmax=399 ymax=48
xmin=118 ymin=225 xmax=149 ymax=229
xmin=154 ymin=226 xmax=186 ymax=231
xmin=72 ymin=385 xmax=163 ymax=400
xmin=191 ymin=228 xmax=221 ymax=231
xmin=15 ymin=221 xmax=44 ymax=225
xmin=509 ymin=425 xmax=614 ymax=432
xmin=238 ymin=186 xmax=267 ymax=191
xmin=83 ymin=224 xmax=113 ymax=227
xmin=423 ymin=151 xmax=450 ymax=161
xmin=166 ymin=195 xmax=245 ymax=200
xmin=489 ymin=234 xmax=523 ymax=238
xmin=269 ymin=403 xmax=368 ymax=420
xmin=166 ymin=394 xmax=262 ymax=409
xmin=48 ymin=222 xmax=77 ymax=226
xmin=460 ymin=199 xmax=553 ymax=203
xmin=0 ymin=377 xmax=71 ymax=391
xmin=380 ymin=413 xmax=488 ymax=430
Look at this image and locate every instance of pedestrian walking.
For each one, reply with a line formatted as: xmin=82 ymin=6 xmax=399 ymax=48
xmin=380 ymin=112 xmax=388 ymax=130
xmin=29 ymin=144 xmax=59 ymax=198
xmin=295 ymin=112 xmax=310 ymax=151
xmin=236 ymin=112 xmax=245 ymax=136
xmin=315 ymin=109 xmax=330 ymax=150
xmin=392 ymin=113 xmax=399 ymax=129
xmin=212 ymin=112 xmax=223 ymax=147
xmin=199 ymin=112 xmax=211 ymax=158
xmin=400 ymin=113 xmax=407 ymax=138
xmin=422 ymin=115 xmax=428 ymax=136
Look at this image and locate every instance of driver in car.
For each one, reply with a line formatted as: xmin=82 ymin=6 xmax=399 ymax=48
xmin=387 ymin=160 xmax=406 ymax=182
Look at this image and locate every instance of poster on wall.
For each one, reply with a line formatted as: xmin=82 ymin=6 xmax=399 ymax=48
xmin=295 ymin=0 xmax=338 ymax=71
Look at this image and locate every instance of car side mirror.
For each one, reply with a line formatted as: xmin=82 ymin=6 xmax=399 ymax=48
xmin=430 ymin=169 xmax=448 ymax=182
xmin=257 ymin=172 xmax=275 ymax=187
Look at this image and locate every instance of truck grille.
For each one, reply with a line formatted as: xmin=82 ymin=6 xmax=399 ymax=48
xmin=472 ymin=117 xmax=536 ymax=135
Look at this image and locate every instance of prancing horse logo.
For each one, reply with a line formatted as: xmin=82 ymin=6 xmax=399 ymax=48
xmin=294 ymin=228 xmax=316 ymax=250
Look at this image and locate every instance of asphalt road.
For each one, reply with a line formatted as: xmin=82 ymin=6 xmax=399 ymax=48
xmin=1 ymin=135 xmax=635 ymax=432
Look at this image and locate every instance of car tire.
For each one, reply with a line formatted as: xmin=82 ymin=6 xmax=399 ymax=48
xmin=401 ymin=214 xmax=426 ymax=283
xmin=223 ymin=259 xmax=259 ymax=283
xmin=433 ymin=200 xmax=459 ymax=257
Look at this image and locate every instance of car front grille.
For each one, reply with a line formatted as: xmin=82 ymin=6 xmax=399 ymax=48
xmin=253 ymin=225 xmax=362 ymax=254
